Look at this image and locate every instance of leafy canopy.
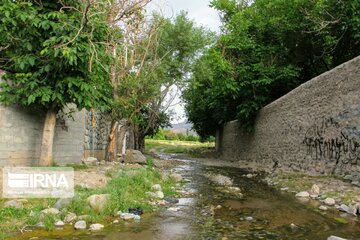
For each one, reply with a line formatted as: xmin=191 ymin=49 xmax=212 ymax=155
xmin=184 ymin=0 xmax=360 ymax=138
xmin=0 ymin=1 xmax=112 ymax=112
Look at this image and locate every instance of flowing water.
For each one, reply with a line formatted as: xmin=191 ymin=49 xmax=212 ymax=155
xmin=14 ymin=155 xmax=360 ymax=240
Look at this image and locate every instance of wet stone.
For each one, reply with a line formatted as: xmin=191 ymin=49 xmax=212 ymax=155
xmin=74 ymin=220 xmax=86 ymax=230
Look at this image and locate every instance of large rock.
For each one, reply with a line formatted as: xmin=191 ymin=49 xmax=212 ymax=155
xmin=87 ymin=194 xmax=110 ymax=212
xmin=125 ymin=150 xmax=147 ymax=164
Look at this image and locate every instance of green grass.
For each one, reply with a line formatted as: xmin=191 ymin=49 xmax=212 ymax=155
xmin=0 ymin=165 xmax=177 ymax=239
xmin=145 ymin=139 xmax=214 ymax=156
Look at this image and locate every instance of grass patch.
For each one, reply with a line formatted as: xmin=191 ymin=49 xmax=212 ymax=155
xmin=145 ymin=139 xmax=214 ymax=156
xmin=0 ymin=165 xmax=177 ymax=239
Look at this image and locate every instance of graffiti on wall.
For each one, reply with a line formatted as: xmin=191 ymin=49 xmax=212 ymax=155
xmin=303 ymin=117 xmax=360 ymax=164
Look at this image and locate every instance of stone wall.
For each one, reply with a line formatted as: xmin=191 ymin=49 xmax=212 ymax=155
xmin=217 ymin=56 xmax=360 ymax=175
xmin=83 ymin=111 xmax=111 ymax=160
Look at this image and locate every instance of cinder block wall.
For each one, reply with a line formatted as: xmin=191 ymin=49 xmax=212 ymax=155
xmin=0 ymin=74 xmax=86 ymax=166
xmin=218 ymin=56 xmax=360 ymax=175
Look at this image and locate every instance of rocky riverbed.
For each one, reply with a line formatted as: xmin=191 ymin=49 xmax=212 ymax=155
xmin=4 ymin=151 xmax=360 ymax=240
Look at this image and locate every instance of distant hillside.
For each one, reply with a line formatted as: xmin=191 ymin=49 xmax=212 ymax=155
xmin=166 ymin=122 xmax=197 ymax=135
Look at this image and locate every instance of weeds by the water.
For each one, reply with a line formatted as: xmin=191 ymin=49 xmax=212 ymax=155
xmin=0 ymin=165 xmax=177 ymax=239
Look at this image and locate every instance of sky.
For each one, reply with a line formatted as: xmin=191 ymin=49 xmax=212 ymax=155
xmin=147 ymin=0 xmax=221 ymax=123
xmin=148 ymin=0 xmax=221 ymax=32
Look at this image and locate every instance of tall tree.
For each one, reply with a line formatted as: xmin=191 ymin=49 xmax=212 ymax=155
xmin=110 ymin=12 xmax=213 ymax=153
xmin=184 ymin=0 xmax=360 ymax=138
xmin=0 ymin=1 xmax=112 ymax=166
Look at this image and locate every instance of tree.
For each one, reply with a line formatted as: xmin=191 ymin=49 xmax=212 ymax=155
xmin=184 ymin=0 xmax=360 ymax=139
xmin=110 ymin=12 xmax=213 ymax=154
xmin=0 ymin=1 xmax=112 ymax=166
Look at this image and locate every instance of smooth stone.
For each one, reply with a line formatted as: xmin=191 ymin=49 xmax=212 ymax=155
xmin=4 ymin=200 xmax=24 ymax=209
xmin=89 ymin=223 xmax=104 ymax=231
xmin=41 ymin=208 xmax=60 ymax=215
xmin=324 ymin=198 xmax=336 ymax=206
xmin=152 ymin=184 xmax=162 ymax=191
xmin=245 ymin=216 xmax=254 ymax=221
xmin=295 ymin=191 xmax=310 ymax=198
xmin=120 ymin=213 xmax=136 ymax=220
xmin=338 ymin=204 xmax=351 ymax=213
xmin=164 ymin=197 xmax=179 ymax=204
xmin=310 ymin=184 xmax=320 ymax=195
xmin=327 ymin=236 xmax=347 ymax=240
xmin=74 ymin=220 xmax=86 ymax=230
xmin=170 ymin=173 xmax=183 ymax=182
xmin=113 ymin=220 xmax=119 ymax=224
xmin=319 ymin=206 xmax=328 ymax=211
xmin=155 ymin=191 xmax=164 ymax=199
xmin=64 ymin=212 xmax=77 ymax=223
xmin=124 ymin=149 xmax=147 ymax=164
xmin=168 ymin=207 xmax=180 ymax=212
xmin=54 ymin=220 xmax=65 ymax=228
xmin=87 ymin=194 xmax=110 ymax=212
xmin=280 ymin=187 xmax=289 ymax=191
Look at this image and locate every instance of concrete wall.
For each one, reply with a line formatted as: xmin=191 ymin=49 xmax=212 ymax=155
xmin=0 ymin=103 xmax=86 ymax=166
xmin=217 ymin=56 xmax=360 ymax=175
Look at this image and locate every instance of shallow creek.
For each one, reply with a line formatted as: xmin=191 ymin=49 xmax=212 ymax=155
xmin=14 ymin=155 xmax=360 ymax=240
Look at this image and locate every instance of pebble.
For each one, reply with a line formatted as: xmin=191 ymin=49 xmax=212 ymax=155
xmin=120 ymin=213 xmax=136 ymax=220
xmin=113 ymin=220 xmax=119 ymax=224
xmin=280 ymin=187 xmax=289 ymax=191
xmin=64 ymin=212 xmax=77 ymax=223
xmin=319 ymin=206 xmax=328 ymax=211
xmin=74 ymin=220 xmax=86 ymax=230
xmin=54 ymin=220 xmax=65 ymax=228
xmin=310 ymin=184 xmax=320 ymax=195
xmin=89 ymin=223 xmax=104 ymax=231
xmin=41 ymin=208 xmax=60 ymax=215
xmin=168 ymin=207 xmax=180 ymax=212
xmin=295 ymin=191 xmax=310 ymax=198
xmin=156 ymin=191 xmax=165 ymax=199
xmin=327 ymin=236 xmax=347 ymax=240
xmin=170 ymin=173 xmax=183 ymax=182
xmin=152 ymin=184 xmax=162 ymax=191
xmin=245 ymin=216 xmax=254 ymax=221
xmin=324 ymin=198 xmax=336 ymax=206
xmin=338 ymin=204 xmax=350 ymax=213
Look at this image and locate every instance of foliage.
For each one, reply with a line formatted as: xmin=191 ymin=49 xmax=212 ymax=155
xmin=0 ymin=1 xmax=112 ymax=112
xmin=183 ymin=0 xmax=360 ymax=138
xmin=112 ymin=12 xmax=214 ymax=145
xmin=145 ymin=139 xmax=215 ymax=156
xmin=149 ymin=129 xmax=200 ymax=142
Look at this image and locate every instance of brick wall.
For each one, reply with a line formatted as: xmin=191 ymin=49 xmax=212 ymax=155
xmin=217 ymin=56 xmax=360 ymax=175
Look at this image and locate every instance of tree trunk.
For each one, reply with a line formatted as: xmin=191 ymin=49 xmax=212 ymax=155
xmin=105 ymin=120 xmax=118 ymax=162
xmin=133 ymin=125 xmax=145 ymax=153
xmin=39 ymin=107 xmax=58 ymax=166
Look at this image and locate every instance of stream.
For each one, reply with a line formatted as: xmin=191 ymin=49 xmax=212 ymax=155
xmin=15 ymin=154 xmax=360 ymax=240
